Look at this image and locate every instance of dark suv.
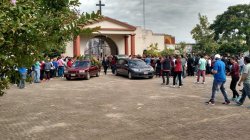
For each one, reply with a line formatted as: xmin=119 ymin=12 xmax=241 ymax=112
xmin=115 ymin=58 xmax=154 ymax=79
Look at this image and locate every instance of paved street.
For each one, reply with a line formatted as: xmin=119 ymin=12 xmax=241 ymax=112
xmin=1 ymin=73 xmax=250 ymax=140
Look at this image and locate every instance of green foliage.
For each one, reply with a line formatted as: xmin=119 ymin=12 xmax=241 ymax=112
xmin=0 ymin=0 xmax=101 ymax=94
xmin=211 ymin=4 xmax=250 ymax=53
xmin=177 ymin=42 xmax=187 ymax=54
xmin=144 ymin=43 xmax=160 ymax=57
xmin=0 ymin=78 xmax=8 ymax=96
xmin=160 ymin=48 xmax=175 ymax=56
xmin=191 ymin=14 xmax=219 ymax=54
xmin=218 ymin=41 xmax=248 ymax=55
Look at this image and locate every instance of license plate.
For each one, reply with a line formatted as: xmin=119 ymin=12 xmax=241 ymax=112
xmin=144 ymin=72 xmax=148 ymax=74
xmin=71 ymin=74 xmax=76 ymax=76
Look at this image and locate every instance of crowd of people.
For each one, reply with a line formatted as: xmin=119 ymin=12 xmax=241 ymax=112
xmin=139 ymin=53 xmax=250 ymax=106
xmin=17 ymin=56 xmax=77 ymax=89
xmin=16 ymin=53 xmax=250 ymax=107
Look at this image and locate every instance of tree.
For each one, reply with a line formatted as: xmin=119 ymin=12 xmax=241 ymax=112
xmin=210 ymin=4 xmax=250 ymax=54
xmin=144 ymin=43 xmax=160 ymax=57
xmin=191 ymin=14 xmax=219 ymax=54
xmin=176 ymin=41 xmax=187 ymax=54
xmin=0 ymin=0 xmax=100 ymax=95
xmin=160 ymin=48 xmax=175 ymax=56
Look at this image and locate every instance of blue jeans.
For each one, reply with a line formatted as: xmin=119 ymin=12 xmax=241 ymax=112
xmin=34 ymin=69 xmax=40 ymax=83
xmin=240 ymin=65 xmax=244 ymax=74
xmin=19 ymin=73 xmax=27 ymax=89
xmin=58 ymin=66 xmax=64 ymax=77
xmin=211 ymin=80 xmax=229 ymax=102
xmin=238 ymin=83 xmax=250 ymax=104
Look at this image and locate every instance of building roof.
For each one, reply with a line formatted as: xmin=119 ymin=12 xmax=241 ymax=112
xmin=79 ymin=16 xmax=136 ymax=31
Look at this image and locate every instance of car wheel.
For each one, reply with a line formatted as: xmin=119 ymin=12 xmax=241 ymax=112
xmin=149 ymin=76 xmax=153 ymax=79
xmin=66 ymin=77 xmax=71 ymax=80
xmin=86 ymin=72 xmax=90 ymax=80
xmin=96 ymin=71 xmax=100 ymax=77
xmin=128 ymin=72 xmax=133 ymax=79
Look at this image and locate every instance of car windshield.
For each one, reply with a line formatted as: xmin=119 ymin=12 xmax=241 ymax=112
xmin=129 ymin=60 xmax=146 ymax=67
xmin=73 ymin=61 xmax=90 ymax=68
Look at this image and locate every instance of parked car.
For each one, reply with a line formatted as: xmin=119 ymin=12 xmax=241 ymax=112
xmin=114 ymin=55 xmax=129 ymax=60
xmin=115 ymin=58 xmax=154 ymax=79
xmin=64 ymin=60 xmax=100 ymax=80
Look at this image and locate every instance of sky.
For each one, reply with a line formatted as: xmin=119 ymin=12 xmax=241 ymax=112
xmin=79 ymin=0 xmax=249 ymax=43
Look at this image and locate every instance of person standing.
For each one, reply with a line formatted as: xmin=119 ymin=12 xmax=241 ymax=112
xmin=34 ymin=61 xmax=40 ymax=83
xmin=57 ymin=57 xmax=65 ymax=78
xmin=155 ymin=58 xmax=162 ymax=77
xmin=206 ymin=54 xmax=230 ymax=105
xmin=40 ymin=60 xmax=45 ymax=81
xmin=238 ymin=54 xmax=245 ymax=75
xmin=196 ymin=55 xmax=207 ymax=84
xmin=67 ymin=58 xmax=73 ymax=68
xmin=236 ymin=56 xmax=250 ymax=106
xmin=194 ymin=55 xmax=200 ymax=76
xmin=161 ymin=56 xmax=171 ymax=85
xmin=102 ymin=57 xmax=109 ymax=75
xmin=18 ymin=67 xmax=27 ymax=89
xmin=187 ymin=54 xmax=194 ymax=76
xmin=206 ymin=57 xmax=212 ymax=74
xmin=181 ymin=55 xmax=187 ymax=78
xmin=111 ymin=57 xmax=116 ymax=74
xmin=172 ymin=55 xmax=182 ymax=88
xmin=44 ymin=59 xmax=52 ymax=81
xmin=52 ymin=58 xmax=58 ymax=77
xmin=50 ymin=59 xmax=55 ymax=79
xmin=228 ymin=57 xmax=240 ymax=101
xmin=145 ymin=55 xmax=151 ymax=65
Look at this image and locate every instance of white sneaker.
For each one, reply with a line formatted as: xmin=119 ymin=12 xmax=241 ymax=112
xmin=202 ymin=82 xmax=205 ymax=84
xmin=178 ymin=86 xmax=181 ymax=88
xmin=171 ymin=85 xmax=176 ymax=88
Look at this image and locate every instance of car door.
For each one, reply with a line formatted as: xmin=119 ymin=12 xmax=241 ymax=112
xmin=89 ymin=62 xmax=96 ymax=76
xmin=116 ymin=59 xmax=123 ymax=75
xmin=122 ymin=60 xmax=129 ymax=76
xmin=88 ymin=62 xmax=94 ymax=76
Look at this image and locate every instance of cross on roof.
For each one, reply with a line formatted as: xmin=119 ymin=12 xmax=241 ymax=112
xmin=96 ymin=0 xmax=105 ymax=15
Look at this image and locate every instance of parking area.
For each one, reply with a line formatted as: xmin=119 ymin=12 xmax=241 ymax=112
xmin=0 ymin=73 xmax=250 ymax=140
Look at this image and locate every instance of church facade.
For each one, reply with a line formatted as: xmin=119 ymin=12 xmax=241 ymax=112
xmin=65 ymin=17 xmax=175 ymax=57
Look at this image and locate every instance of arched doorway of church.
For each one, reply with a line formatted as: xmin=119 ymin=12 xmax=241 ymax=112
xmin=85 ymin=35 xmax=118 ymax=59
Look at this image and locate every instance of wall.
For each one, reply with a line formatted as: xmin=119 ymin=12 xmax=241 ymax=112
xmin=65 ymin=28 xmax=168 ymax=57
xmin=64 ymin=41 xmax=74 ymax=57
xmin=64 ymin=34 xmax=126 ymax=57
xmin=134 ymin=27 xmax=165 ymax=55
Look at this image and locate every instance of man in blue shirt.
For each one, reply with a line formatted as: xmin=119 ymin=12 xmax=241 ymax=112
xmin=145 ymin=55 xmax=151 ymax=65
xmin=206 ymin=54 xmax=230 ymax=105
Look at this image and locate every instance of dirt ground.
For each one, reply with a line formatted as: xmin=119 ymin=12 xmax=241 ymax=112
xmin=0 ymin=72 xmax=250 ymax=140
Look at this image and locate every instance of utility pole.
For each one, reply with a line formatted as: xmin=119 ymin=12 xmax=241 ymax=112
xmin=143 ymin=0 xmax=146 ymax=29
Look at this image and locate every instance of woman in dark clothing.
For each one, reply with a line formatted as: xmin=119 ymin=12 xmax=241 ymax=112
xmin=111 ymin=57 xmax=116 ymax=74
xmin=228 ymin=56 xmax=240 ymax=101
xmin=102 ymin=57 xmax=109 ymax=75
xmin=161 ymin=56 xmax=171 ymax=85
xmin=40 ymin=61 xmax=45 ymax=81
xmin=155 ymin=59 xmax=161 ymax=77
xmin=187 ymin=55 xmax=194 ymax=76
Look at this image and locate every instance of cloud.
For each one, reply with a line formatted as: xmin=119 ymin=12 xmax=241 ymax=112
xmin=79 ymin=0 xmax=249 ymax=43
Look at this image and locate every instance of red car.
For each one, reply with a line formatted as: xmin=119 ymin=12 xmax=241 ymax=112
xmin=64 ymin=60 xmax=100 ymax=80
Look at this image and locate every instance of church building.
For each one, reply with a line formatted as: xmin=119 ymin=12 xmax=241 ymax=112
xmin=65 ymin=16 xmax=175 ymax=58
